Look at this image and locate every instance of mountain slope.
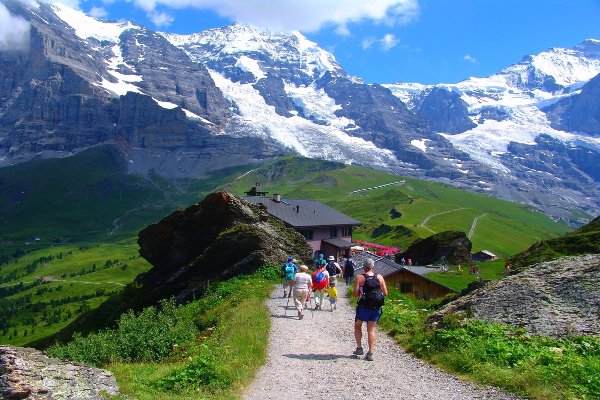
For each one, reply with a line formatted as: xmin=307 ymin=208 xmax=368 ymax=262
xmin=0 ymin=1 xmax=599 ymax=224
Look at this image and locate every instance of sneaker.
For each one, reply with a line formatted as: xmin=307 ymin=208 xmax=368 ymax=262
xmin=299 ymin=314 xmax=304 ymax=320
xmin=365 ymin=352 xmax=374 ymax=361
xmin=353 ymin=347 xmax=364 ymax=356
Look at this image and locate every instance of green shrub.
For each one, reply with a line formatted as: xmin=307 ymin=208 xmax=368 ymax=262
xmin=47 ymin=298 xmax=198 ymax=366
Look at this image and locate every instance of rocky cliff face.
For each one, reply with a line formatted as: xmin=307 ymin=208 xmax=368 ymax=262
xmin=137 ymin=192 xmax=313 ymax=301
xmin=0 ymin=345 xmax=119 ymax=399
xmin=544 ymin=73 xmax=600 ymax=136
xmin=430 ymin=254 xmax=600 ymax=337
xmin=398 ymin=231 xmax=472 ymax=265
xmin=418 ymin=88 xmax=476 ymax=134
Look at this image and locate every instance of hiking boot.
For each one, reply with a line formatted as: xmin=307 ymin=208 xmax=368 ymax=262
xmin=353 ymin=347 xmax=364 ymax=356
xmin=365 ymin=352 xmax=374 ymax=361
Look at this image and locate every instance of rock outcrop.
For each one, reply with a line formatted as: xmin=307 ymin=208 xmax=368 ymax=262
xmin=398 ymin=231 xmax=472 ymax=265
xmin=0 ymin=345 xmax=118 ymax=399
xmin=429 ymin=254 xmax=600 ymax=337
xmin=137 ymin=191 xmax=313 ymax=301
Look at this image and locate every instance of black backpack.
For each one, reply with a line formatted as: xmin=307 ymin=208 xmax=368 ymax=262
xmin=361 ymin=274 xmax=385 ymax=309
xmin=326 ymin=261 xmax=339 ymax=276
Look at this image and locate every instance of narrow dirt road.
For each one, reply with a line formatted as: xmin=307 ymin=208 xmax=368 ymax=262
xmin=243 ymin=285 xmax=519 ymax=400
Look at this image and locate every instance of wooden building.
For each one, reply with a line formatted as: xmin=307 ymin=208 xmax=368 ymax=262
xmin=243 ymin=193 xmax=362 ymax=260
xmin=472 ymin=250 xmax=498 ymax=261
xmin=353 ymin=252 xmax=455 ymax=300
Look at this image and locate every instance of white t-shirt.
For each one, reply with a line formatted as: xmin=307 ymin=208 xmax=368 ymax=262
xmin=294 ymin=272 xmax=313 ymax=290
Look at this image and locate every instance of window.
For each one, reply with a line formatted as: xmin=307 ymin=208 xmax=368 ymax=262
xmin=300 ymin=230 xmax=314 ymax=240
xmin=330 ymin=227 xmax=338 ymax=238
xmin=342 ymin=227 xmax=352 ymax=236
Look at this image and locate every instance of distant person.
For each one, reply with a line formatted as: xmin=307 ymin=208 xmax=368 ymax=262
xmin=504 ymin=260 xmax=512 ymax=274
xmin=325 ymin=255 xmax=342 ymax=285
xmin=457 ymin=264 xmax=464 ymax=275
xmin=353 ymin=258 xmax=388 ymax=361
xmin=407 ymin=258 xmax=412 ymax=267
xmin=470 ymin=264 xmax=479 ymax=275
xmin=281 ymin=257 xmax=297 ymax=298
xmin=343 ymin=256 xmax=355 ymax=285
xmin=311 ymin=263 xmax=330 ymax=310
xmin=293 ymin=265 xmax=312 ymax=319
xmin=314 ymin=253 xmax=326 ymax=269
xmin=400 ymin=257 xmax=405 ymax=266
xmin=326 ymin=278 xmax=338 ymax=311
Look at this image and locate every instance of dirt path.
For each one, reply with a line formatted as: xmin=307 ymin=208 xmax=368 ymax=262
xmin=419 ymin=208 xmax=466 ymax=234
xmin=468 ymin=213 xmax=487 ymax=239
xmin=243 ymin=285 xmax=518 ymax=400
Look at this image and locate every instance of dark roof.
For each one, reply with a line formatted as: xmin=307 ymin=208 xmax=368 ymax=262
xmin=243 ymin=196 xmax=362 ymax=228
xmin=322 ymin=238 xmax=355 ymax=249
xmin=353 ymin=251 xmax=456 ymax=292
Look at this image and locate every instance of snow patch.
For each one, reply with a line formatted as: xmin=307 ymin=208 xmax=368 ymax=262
xmin=411 ymin=139 xmax=430 ymax=153
xmin=235 ymin=56 xmax=266 ymax=81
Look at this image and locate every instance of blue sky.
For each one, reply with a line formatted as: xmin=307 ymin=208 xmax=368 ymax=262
xmin=13 ymin=0 xmax=600 ymax=84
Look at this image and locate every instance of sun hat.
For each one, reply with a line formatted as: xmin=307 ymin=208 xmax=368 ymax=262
xmin=327 ymin=256 xmax=335 ymax=261
xmin=299 ymin=265 xmax=308 ymax=271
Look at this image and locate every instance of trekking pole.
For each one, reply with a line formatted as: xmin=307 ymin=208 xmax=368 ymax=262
xmin=285 ymin=294 xmax=291 ymax=316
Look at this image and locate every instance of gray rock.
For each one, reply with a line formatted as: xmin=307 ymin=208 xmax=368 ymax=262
xmin=430 ymin=254 xmax=600 ymax=337
xmin=0 ymin=345 xmax=119 ymax=399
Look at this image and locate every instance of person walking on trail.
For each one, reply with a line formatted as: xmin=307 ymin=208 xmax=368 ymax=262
xmin=326 ymin=278 xmax=338 ymax=311
xmin=281 ymin=257 xmax=298 ymax=298
xmin=311 ymin=263 xmax=329 ymax=310
xmin=352 ymin=258 xmax=388 ymax=361
xmin=314 ymin=253 xmax=326 ymax=269
xmin=343 ymin=256 xmax=355 ymax=286
xmin=292 ymin=265 xmax=312 ymax=319
xmin=325 ymin=255 xmax=342 ymax=285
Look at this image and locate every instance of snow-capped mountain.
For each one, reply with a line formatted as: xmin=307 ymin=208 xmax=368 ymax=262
xmin=1 ymin=0 xmax=599 ymax=224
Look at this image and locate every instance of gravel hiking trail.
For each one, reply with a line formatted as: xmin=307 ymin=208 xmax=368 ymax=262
xmin=243 ymin=284 xmax=519 ymax=400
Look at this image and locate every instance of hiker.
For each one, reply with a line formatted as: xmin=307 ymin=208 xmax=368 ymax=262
xmin=504 ymin=260 xmax=511 ymax=274
xmin=326 ymin=278 xmax=338 ymax=311
xmin=407 ymin=258 xmax=412 ymax=267
xmin=311 ymin=263 xmax=330 ymax=310
xmin=325 ymin=255 xmax=342 ymax=285
xmin=293 ymin=265 xmax=313 ymax=319
xmin=343 ymin=255 xmax=355 ymax=285
xmin=314 ymin=253 xmax=326 ymax=269
xmin=353 ymin=258 xmax=388 ymax=361
xmin=281 ymin=257 xmax=298 ymax=298
xmin=470 ymin=264 xmax=479 ymax=275
xmin=400 ymin=257 xmax=405 ymax=266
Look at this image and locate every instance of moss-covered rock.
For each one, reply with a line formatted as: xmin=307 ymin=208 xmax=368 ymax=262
xmin=399 ymin=231 xmax=472 ymax=265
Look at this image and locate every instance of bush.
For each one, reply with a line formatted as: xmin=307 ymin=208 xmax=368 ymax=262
xmin=47 ymin=298 xmax=198 ymax=366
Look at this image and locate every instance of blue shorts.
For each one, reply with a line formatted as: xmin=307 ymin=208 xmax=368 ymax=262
xmin=355 ymin=306 xmax=382 ymax=322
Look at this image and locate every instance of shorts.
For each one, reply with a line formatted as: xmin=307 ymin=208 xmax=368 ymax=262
xmin=355 ymin=306 xmax=382 ymax=322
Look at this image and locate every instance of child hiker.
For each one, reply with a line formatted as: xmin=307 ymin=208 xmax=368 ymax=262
xmin=326 ymin=278 xmax=338 ymax=311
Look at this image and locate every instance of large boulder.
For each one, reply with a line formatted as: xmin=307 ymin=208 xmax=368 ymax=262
xmin=398 ymin=231 xmax=472 ymax=265
xmin=429 ymin=254 xmax=600 ymax=338
xmin=137 ymin=191 xmax=313 ymax=300
xmin=0 ymin=345 xmax=118 ymax=399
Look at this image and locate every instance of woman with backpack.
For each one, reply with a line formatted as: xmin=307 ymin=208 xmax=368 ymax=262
xmin=311 ymin=263 xmax=329 ymax=310
xmin=352 ymin=258 xmax=388 ymax=361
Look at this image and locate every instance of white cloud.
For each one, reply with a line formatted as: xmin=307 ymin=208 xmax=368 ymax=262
xmin=123 ymin=0 xmax=420 ymax=32
xmin=88 ymin=6 xmax=108 ymax=18
xmin=148 ymin=10 xmax=174 ymax=27
xmin=334 ymin=23 xmax=351 ymax=36
xmin=361 ymin=37 xmax=375 ymax=49
xmin=361 ymin=34 xmax=400 ymax=51
xmin=464 ymin=54 xmax=478 ymax=64
xmin=0 ymin=2 xmax=31 ymax=51
xmin=380 ymin=33 xmax=398 ymax=50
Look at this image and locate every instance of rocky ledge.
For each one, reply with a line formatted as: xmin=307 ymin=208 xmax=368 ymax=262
xmin=0 ymin=345 xmax=118 ymax=399
xmin=429 ymin=254 xmax=600 ymax=337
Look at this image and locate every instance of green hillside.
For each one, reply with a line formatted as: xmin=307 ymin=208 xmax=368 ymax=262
xmin=219 ymin=157 xmax=571 ymax=257
xmin=509 ymin=215 xmax=600 ymax=272
xmin=0 ymin=153 xmax=574 ymax=346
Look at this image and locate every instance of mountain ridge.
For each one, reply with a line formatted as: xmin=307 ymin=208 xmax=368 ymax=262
xmin=0 ymin=0 xmax=599 ymax=224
